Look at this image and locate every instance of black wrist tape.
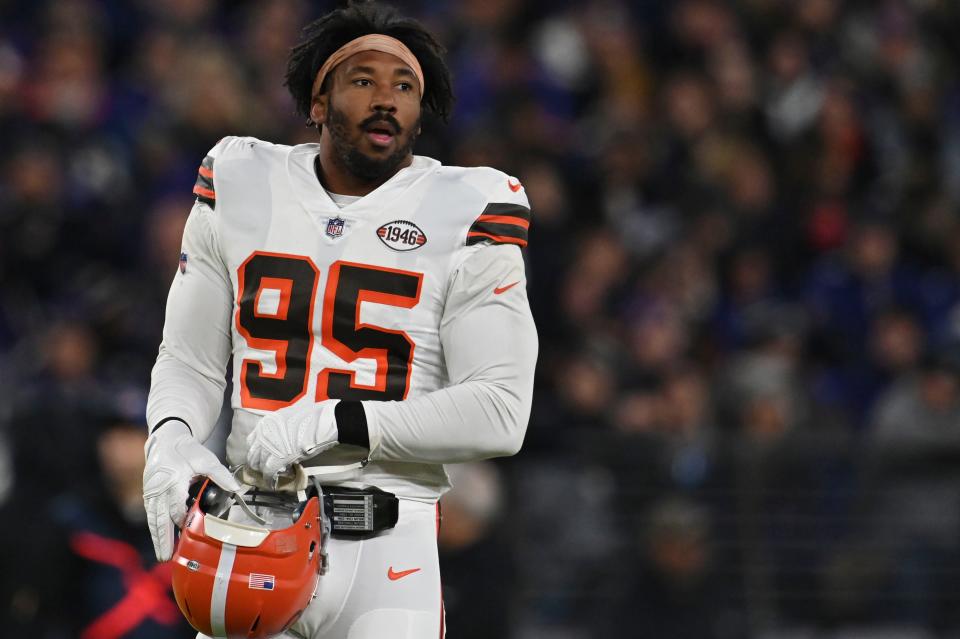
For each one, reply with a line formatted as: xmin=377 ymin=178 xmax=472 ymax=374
xmin=335 ymin=401 xmax=369 ymax=449
xmin=150 ymin=417 xmax=192 ymax=435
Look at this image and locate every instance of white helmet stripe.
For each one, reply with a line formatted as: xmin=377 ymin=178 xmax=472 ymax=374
xmin=210 ymin=542 xmax=237 ymax=637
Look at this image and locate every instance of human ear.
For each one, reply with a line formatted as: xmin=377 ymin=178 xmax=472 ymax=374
xmin=310 ymin=94 xmax=327 ymax=125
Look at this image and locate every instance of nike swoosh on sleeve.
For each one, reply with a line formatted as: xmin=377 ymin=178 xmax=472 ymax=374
xmin=493 ymin=281 xmax=520 ymax=295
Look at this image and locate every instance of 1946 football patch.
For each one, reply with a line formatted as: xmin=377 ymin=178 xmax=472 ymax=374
xmin=377 ymin=220 xmax=427 ymax=251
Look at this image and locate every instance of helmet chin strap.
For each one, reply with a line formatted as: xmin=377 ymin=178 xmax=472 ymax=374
xmin=227 ymin=460 xmax=369 ymax=526
xmin=300 ymin=458 xmax=369 ymax=479
xmin=233 ymin=490 xmax=268 ymax=526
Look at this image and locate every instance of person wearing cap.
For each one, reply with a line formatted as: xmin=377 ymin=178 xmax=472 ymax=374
xmin=142 ymin=2 xmax=537 ymax=637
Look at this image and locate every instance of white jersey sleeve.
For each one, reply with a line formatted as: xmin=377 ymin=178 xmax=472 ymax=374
xmin=146 ymin=144 xmax=232 ymax=441
xmin=361 ymin=182 xmax=538 ymax=464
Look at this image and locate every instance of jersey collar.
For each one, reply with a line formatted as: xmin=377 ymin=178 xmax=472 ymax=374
xmin=287 ymin=143 xmax=439 ymax=219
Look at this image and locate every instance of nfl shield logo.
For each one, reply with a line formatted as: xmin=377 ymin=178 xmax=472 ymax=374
xmin=326 ymin=217 xmax=345 ymax=239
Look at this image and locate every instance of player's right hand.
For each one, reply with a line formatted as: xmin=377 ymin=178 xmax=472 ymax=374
xmin=143 ymin=420 xmax=241 ymax=561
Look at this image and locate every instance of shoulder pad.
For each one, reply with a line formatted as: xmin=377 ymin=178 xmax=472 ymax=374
xmin=445 ymin=165 xmax=530 ymax=206
xmin=191 ymin=136 xmax=276 ymax=210
xmin=458 ymin=166 xmax=531 ymax=247
xmin=435 ymin=165 xmax=532 ymax=248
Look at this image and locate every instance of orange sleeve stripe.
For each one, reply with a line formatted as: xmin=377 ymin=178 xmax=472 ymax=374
xmin=476 ymin=215 xmax=530 ymax=229
xmin=198 ymin=166 xmax=214 ymax=179
xmin=466 ymin=231 xmax=528 ymax=247
xmin=193 ymin=185 xmax=216 ymax=199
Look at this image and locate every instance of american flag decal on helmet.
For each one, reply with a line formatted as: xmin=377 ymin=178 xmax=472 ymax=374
xmin=248 ymin=573 xmax=275 ymax=590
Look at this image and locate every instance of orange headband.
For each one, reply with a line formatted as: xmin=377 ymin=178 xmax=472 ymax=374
xmin=311 ymin=34 xmax=425 ymax=101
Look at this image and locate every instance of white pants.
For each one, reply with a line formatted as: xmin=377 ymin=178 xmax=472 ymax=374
xmin=199 ymin=498 xmax=445 ymax=639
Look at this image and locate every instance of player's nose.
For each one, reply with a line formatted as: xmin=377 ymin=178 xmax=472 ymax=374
xmin=369 ymin=84 xmax=397 ymax=112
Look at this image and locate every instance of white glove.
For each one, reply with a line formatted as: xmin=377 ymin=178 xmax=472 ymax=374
xmin=246 ymin=400 xmax=340 ymax=483
xmin=143 ymin=421 xmax=241 ymax=561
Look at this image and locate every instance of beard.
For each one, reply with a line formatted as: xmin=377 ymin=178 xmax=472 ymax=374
xmin=325 ymin=104 xmax=421 ymax=183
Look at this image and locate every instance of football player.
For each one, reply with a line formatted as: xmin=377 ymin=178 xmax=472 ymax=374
xmin=142 ymin=2 xmax=537 ymax=638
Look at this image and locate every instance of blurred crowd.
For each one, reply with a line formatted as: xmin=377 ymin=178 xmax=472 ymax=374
xmin=2 ymin=0 xmax=960 ymax=637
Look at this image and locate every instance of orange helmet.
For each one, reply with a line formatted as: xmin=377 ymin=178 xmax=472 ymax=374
xmin=170 ymin=477 xmax=324 ymax=638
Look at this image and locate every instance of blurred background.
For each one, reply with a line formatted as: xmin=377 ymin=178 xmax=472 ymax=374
xmin=2 ymin=0 xmax=960 ymax=637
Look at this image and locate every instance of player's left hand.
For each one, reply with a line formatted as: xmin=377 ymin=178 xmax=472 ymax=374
xmin=246 ymin=400 xmax=340 ymax=483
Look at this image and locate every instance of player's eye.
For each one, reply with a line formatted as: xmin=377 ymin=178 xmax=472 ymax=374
xmin=397 ymin=82 xmax=413 ymax=92
xmin=353 ymin=78 xmax=372 ymax=87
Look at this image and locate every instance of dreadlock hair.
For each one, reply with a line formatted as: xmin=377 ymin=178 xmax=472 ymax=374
xmin=285 ymin=1 xmax=454 ymax=127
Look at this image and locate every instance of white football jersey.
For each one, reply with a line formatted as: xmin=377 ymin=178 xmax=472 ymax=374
xmin=147 ymin=136 xmax=538 ymax=500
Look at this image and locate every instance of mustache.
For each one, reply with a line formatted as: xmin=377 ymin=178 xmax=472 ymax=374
xmin=359 ymin=112 xmax=402 ymax=134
